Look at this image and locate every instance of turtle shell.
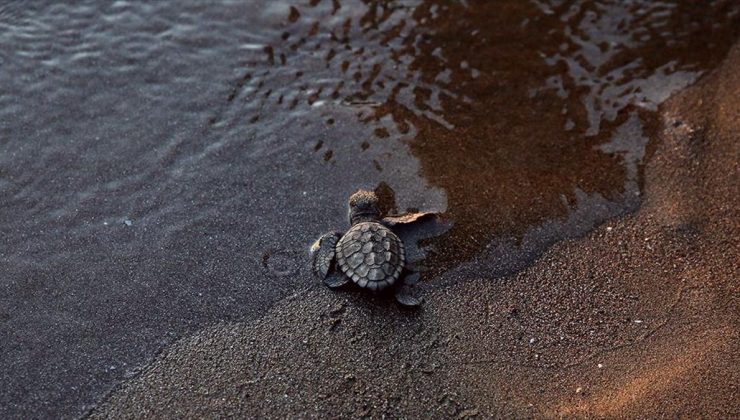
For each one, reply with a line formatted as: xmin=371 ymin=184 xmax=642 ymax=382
xmin=335 ymin=221 xmax=405 ymax=291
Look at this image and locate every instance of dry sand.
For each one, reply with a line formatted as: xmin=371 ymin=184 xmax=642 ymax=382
xmin=90 ymin=42 xmax=740 ymax=419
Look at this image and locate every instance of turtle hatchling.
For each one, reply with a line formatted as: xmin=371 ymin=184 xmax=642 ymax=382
xmin=310 ymin=189 xmax=422 ymax=306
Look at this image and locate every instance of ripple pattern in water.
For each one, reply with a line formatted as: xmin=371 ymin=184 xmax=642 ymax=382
xmin=225 ymin=0 xmax=738 ymax=271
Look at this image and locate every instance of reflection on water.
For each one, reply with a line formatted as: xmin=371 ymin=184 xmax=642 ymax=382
xmin=224 ymin=0 xmax=739 ymax=271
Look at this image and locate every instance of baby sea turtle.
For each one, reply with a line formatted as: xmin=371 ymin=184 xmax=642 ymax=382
xmin=310 ymin=189 xmax=423 ymax=306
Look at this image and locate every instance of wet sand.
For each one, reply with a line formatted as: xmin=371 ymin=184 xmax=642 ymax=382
xmin=91 ymin=42 xmax=740 ymax=418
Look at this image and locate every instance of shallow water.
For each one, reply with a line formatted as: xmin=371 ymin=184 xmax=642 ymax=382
xmin=0 ymin=0 xmax=738 ymax=417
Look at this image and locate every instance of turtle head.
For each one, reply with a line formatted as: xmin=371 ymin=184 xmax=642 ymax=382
xmin=348 ymin=189 xmax=380 ymax=225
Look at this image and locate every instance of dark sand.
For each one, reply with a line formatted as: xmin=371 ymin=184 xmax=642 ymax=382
xmin=91 ymin=43 xmax=740 ymax=418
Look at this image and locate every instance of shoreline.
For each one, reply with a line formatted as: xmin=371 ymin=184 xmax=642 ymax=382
xmin=90 ymin=41 xmax=740 ymax=419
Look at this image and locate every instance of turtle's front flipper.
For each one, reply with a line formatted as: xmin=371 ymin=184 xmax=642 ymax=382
xmin=310 ymin=231 xmax=350 ymax=288
xmin=395 ymin=265 xmax=423 ymax=307
xmin=382 ymin=212 xmax=451 ymax=266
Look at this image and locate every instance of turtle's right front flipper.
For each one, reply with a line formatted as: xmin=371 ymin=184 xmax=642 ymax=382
xmin=395 ymin=282 xmax=422 ymax=307
xmin=394 ymin=263 xmax=423 ymax=307
xmin=310 ymin=231 xmax=349 ymax=288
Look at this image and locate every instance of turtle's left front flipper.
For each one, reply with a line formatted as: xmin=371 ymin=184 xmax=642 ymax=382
xmin=310 ymin=231 xmax=349 ymax=288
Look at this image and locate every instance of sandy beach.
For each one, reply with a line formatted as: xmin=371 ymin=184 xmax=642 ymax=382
xmin=91 ymin=42 xmax=739 ymax=418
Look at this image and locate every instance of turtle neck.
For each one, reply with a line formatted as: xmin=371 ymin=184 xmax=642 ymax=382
xmin=351 ymin=214 xmax=380 ymax=225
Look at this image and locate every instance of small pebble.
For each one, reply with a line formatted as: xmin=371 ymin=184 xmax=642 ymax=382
xmin=598 ymin=363 xmax=603 ymax=369
xmin=529 ymin=338 xmax=536 ymax=344
xmin=576 ymin=387 xmax=583 ymax=394
xmin=123 ymin=219 xmax=133 ymax=226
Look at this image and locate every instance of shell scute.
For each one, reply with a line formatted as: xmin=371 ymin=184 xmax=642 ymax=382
xmin=345 ymin=241 xmax=362 ymax=255
xmin=368 ymin=268 xmax=384 ymax=281
xmin=382 ymin=262 xmax=393 ymax=275
xmin=356 ymin=264 xmax=370 ymax=277
xmin=361 ymin=241 xmax=374 ymax=254
xmin=348 ymin=252 xmax=365 ymax=269
xmin=364 ymin=253 xmax=378 ymax=265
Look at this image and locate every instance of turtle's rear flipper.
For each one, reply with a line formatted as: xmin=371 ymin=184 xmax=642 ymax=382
xmin=324 ymin=271 xmax=350 ymax=288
